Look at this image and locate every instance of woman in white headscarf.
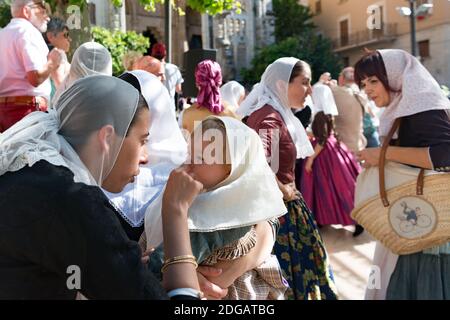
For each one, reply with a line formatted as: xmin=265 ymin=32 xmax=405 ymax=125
xmin=311 ymin=73 xmax=338 ymax=116
xmin=238 ymin=57 xmax=338 ymax=300
xmin=220 ymin=80 xmax=246 ymax=113
xmin=0 ymin=75 xmax=203 ymax=299
xmin=51 ymin=41 xmax=113 ymax=106
xmin=104 ymin=70 xmax=188 ymax=242
xmin=354 ymin=49 xmax=450 ymax=300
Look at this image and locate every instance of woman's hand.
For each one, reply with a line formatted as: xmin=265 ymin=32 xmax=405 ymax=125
xmin=141 ymin=248 xmax=154 ymax=265
xmin=279 ymin=182 xmax=298 ymax=201
xmin=305 ymin=157 xmax=314 ymax=174
xmin=162 ymin=165 xmax=204 ymax=217
xmin=356 ymin=147 xmax=381 ymax=168
xmin=196 ymin=266 xmax=228 ymax=300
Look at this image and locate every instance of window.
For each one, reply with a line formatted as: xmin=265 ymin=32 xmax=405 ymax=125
xmin=88 ymin=3 xmax=96 ymax=25
xmin=372 ymin=4 xmax=384 ymax=38
xmin=416 ymin=0 xmax=434 ymax=17
xmin=416 ymin=0 xmax=431 ymax=6
xmin=342 ymin=56 xmax=350 ymax=67
xmin=315 ymin=0 xmax=322 ymax=14
xmin=418 ymin=40 xmax=430 ymax=58
xmin=125 ymin=0 xmax=132 ymax=15
xmin=340 ymin=19 xmax=349 ymax=46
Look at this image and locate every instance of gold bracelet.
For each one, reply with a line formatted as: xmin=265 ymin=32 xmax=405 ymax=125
xmin=163 ymin=254 xmax=196 ymax=265
xmin=161 ymin=259 xmax=198 ymax=273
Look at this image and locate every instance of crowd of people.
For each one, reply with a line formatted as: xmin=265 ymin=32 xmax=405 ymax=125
xmin=0 ymin=0 xmax=449 ymax=300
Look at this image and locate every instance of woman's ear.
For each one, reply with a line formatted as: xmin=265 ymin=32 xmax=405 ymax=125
xmin=97 ymin=125 xmax=115 ymax=153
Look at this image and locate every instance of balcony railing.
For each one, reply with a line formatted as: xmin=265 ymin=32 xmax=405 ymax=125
xmin=332 ymin=23 xmax=398 ymax=52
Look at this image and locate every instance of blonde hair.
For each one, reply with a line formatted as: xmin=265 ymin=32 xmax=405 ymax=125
xmin=122 ymin=51 xmax=143 ymax=71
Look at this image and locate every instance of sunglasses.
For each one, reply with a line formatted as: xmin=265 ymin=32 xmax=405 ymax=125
xmin=27 ymin=1 xmax=47 ymax=10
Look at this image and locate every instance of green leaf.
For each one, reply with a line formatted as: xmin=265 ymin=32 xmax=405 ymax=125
xmin=91 ymin=26 xmax=149 ymax=75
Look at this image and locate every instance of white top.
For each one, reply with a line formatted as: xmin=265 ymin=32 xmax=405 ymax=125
xmin=0 ymin=18 xmax=51 ymax=100
xmin=311 ymin=82 xmax=339 ymax=116
xmin=164 ymin=62 xmax=183 ymax=99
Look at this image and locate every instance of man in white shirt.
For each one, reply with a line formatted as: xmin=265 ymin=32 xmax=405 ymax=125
xmin=151 ymin=43 xmax=184 ymax=111
xmin=0 ymin=0 xmax=63 ymax=132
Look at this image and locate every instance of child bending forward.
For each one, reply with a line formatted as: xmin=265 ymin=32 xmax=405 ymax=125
xmin=144 ymin=116 xmax=289 ymax=299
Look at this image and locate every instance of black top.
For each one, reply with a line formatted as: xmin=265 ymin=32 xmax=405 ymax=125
xmin=293 ymin=105 xmax=312 ymax=129
xmin=0 ymin=160 xmax=170 ymax=300
xmin=114 ymin=212 xmax=145 ymax=242
xmin=395 ymin=110 xmax=450 ymax=171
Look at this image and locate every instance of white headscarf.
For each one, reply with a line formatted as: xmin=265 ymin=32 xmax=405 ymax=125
xmin=0 ymin=75 xmax=140 ymax=187
xmin=104 ymin=71 xmax=188 ymax=227
xmin=377 ymin=49 xmax=450 ymax=138
xmin=220 ymin=80 xmax=246 ymax=112
xmin=52 ymin=42 xmax=113 ymax=106
xmin=311 ymin=82 xmax=339 ymax=116
xmin=237 ymin=57 xmax=314 ymax=159
xmin=144 ymin=116 xmax=287 ymax=248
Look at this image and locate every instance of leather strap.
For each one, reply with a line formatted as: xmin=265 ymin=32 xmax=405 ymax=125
xmin=379 ymin=118 xmax=399 ymax=207
xmin=378 ymin=118 xmax=425 ymax=207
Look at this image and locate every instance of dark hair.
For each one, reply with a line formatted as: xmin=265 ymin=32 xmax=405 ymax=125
xmin=191 ymin=118 xmax=229 ymax=165
xmin=44 ymin=17 xmax=68 ymax=41
xmin=127 ymin=94 xmax=149 ymax=136
xmin=311 ymin=111 xmax=335 ymax=146
xmin=354 ymin=51 xmax=392 ymax=92
xmin=289 ymin=61 xmax=309 ymax=83
xmin=118 ymin=73 xmax=148 ymax=135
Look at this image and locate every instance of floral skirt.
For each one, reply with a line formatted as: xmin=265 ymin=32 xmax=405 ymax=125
xmin=273 ymin=194 xmax=339 ymax=300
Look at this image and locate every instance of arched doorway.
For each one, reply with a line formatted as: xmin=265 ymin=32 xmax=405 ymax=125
xmin=143 ymin=28 xmax=159 ymax=56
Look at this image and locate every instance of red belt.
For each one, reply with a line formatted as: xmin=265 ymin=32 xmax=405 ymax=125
xmin=0 ymin=95 xmax=48 ymax=109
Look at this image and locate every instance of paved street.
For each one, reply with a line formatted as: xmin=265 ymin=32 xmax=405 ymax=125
xmin=320 ymin=225 xmax=377 ymax=300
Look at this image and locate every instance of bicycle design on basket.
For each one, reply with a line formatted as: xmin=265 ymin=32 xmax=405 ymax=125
xmin=396 ymin=201 xmax=432 ymax=233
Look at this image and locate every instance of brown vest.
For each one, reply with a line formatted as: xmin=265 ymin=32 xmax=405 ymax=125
xmin=331 ymin=85 xmax=367 ymax=153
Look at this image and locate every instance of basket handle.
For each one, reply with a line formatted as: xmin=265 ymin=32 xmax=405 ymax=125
xmin=378 ymin=118 xmax=425 ymax=207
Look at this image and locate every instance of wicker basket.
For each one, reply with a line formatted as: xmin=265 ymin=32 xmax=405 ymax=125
xmin=351 ymin=118 xmax=450 ymax=255
xmin=352 ymin=173 xmax=450 ymax=255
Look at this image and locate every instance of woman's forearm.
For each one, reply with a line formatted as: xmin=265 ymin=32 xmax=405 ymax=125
xmin=311 ymin=144 xmax=323 ymax=159
xmin=161 ymin=204 xmax=200 ymax=292
xmin=386 ymin=146 xmax=433 ymax=169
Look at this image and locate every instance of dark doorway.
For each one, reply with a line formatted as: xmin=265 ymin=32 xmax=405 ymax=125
xmin=143 ymin=29 xmax=158 ymax=56
xmin=189 ymin=35 xmax=203 ymax=50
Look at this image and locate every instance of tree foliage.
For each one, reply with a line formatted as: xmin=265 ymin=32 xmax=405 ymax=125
xmin=241 ymin=0 xmax=342 ymax=86
xmin=272 ymin=0 xmax=315 ymax=42
xmin=0 ymin=0 xmax=11 ymax=28
xmin=91 ymin=26 xmax=149 ymax=75
xmin=241 ymin=34 xmax=343 ymax=86
xmin=0 ymin=0 xmax=241 ymax=28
